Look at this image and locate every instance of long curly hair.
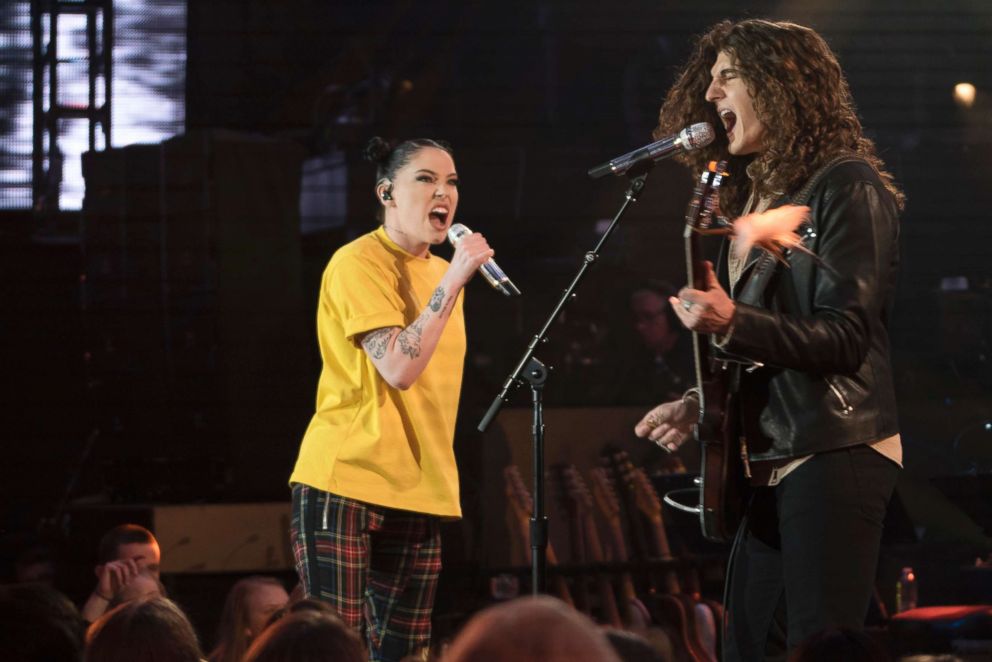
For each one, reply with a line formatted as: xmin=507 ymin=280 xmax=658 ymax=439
xmin=655 ymin=19 xmax=904 ymax=216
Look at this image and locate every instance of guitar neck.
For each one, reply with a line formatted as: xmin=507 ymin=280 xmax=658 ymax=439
xmin=648 ymin=514 xmax=683 ymax=595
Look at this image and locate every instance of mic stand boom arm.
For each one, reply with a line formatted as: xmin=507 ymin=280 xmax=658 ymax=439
xmin=478 ymin=166 xmax=652 ymax=596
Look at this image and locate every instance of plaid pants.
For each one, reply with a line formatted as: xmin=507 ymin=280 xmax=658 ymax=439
xmin=291 ymin=484 xmax=442 ymax=662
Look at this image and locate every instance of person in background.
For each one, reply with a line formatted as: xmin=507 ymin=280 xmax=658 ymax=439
xmin=611 ymin=281 xmax=693 ymax=405
xmin=84 ymin=596 xmax=202 ymax=662
xmin=289 ymin=136 xmax=494 ymax=661
xmin=209 ymin=575 xmax=290 ymax=662
xmin=442 ymin=595 xmax=622 ymax=662
xmin=0 ymin=583 xmax=85 ymax=662
xmin=242 ymin=610 xmax=365 ymax=662
xmin=80 ymin=524 xmax=161 ymax=623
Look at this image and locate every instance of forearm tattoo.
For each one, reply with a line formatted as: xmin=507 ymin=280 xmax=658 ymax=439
xmin=370 ymin=287 xmax=454 ymax=362
xmin=361 ymin=327 xmax=394 ymax=360
xmin=397 ymin=311 xmax=428 ymax=359
xmin=429 ymin=286 xmax=445 ymax=312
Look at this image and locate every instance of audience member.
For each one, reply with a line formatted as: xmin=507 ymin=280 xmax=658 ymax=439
xmin=13 ymin=540 xmax=58 ymax=585
xmin=604 ymin=627 xmax=669 ymax=662
xmin=442 ymin=595 xmax=621 ymax=662
xmin=263 ymin=596 xmax=339 ymax=630
xmin=84 ymin=596 xmax=202 ymax=662
xmin=81 ymin=524 xmax=162 ymax=623
xmin=0 ymin=583 xmax=85 ymax=662
xmin=108 ymin=572 xmax=164 ymax=609
xmin=209 ymin=575 xmax=290 ymax=662
xmin=611 ymin=282 xmax=693 ymax=406
xmin=787 ymin=626 xmax=889 ymax=662
xmin=242 ymin=609 xmax=365 ymax=662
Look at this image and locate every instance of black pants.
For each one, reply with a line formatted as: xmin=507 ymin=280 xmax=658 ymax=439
xmin=723 ymin=444 xmax=900 ymax=662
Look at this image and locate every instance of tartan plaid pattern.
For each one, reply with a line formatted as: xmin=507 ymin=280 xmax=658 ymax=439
xmin=291 ymin=483 xmax=441 ymax=662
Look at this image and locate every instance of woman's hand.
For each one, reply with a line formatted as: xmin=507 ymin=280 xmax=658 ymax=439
xmin=446 ymin=232 xmax=494 ymax=288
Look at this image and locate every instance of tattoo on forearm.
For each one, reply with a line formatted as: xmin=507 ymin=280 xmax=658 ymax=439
xmin=377 ymin=288 xmax=452 ymax=363
xmin=429 ymin=286 xmax=445 ymax=312
xmin=362 ymin=328 xmax=394 ymax=360
xmin=397 ymin=311 xmax=429 ymax=359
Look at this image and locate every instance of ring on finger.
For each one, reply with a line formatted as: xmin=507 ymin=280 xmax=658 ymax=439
xmin=681 ymin=299 xmax=694 ymax=311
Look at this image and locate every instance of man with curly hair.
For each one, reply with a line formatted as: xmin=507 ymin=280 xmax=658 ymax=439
xmin=634 ymin=19 xmax=903 ymax=661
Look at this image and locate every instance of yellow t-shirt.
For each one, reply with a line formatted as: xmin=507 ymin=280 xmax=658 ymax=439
xmin=289 ymin=227 xmax=466 ymax=517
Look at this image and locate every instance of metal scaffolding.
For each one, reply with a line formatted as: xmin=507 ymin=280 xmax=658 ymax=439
xmin=31 ymin=0 xmax=112 ymax=212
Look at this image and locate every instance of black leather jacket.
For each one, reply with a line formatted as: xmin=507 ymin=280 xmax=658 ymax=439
xmin=716 ymin=159 xmax=900 ymax=461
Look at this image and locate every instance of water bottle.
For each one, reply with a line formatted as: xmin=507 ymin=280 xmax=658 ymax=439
xmin=896 ymin=566 xmax=918 ymax=613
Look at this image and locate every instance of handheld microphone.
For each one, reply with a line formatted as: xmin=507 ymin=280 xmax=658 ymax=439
xmin=587 ymin=122 xmax=715 ymax=179
xmin=447 ymin=223 xmax=521 ymax=297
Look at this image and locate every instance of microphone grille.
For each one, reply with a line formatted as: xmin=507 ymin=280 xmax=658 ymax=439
xmin=685 ymin=122 xmax=715 ymax=150
xmin=447 ymin=222 xmax=471 ymax=244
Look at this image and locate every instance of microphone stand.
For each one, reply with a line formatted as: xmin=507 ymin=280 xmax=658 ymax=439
xmin=478 ymin=164 xmax=653 ymax=596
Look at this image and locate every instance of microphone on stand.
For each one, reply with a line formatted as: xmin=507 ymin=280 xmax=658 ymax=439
xmin=587 ymin=122 xmax=715 ymax=179
xmin=447 ymin=223 xmax=521 ymax=297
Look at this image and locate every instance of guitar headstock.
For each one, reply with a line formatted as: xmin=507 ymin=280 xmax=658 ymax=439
xmin=504 ymin=465 xmax=533 ymax=522
xmin=684 ymin=160 xmax=729 ymax=235
xmin=628 ymin=467 xmax=664 ymax=525
xmin=558 ymin=463 xmax=594 ymax=514
xmin=609 ymin=450 xmax=663 ymax=524
xmin=588 ymin=466 xmax=622 ymax=520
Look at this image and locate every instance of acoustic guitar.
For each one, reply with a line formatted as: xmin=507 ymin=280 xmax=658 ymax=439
xmin=683 ymin=161 xmax=746 ymax=543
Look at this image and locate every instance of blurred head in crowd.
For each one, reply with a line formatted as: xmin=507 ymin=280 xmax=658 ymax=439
xmin=242 ymin=610 xmax=365 ymax=662
xmin=210 ymin=576 xmax=290 ymax=662
xmin=443 ymin=595 xmax=621 ymax=662
xmin=0 ymin=583 xmax=85 ymax=662
xmin=263 ymin=596 xmax=338 ymax=631
xmin=604 ymin=627 xmax=669 ymax=662
xmin=13 ymin=541 xmax=58 ymax=585
xmin=84 ymin=597 xmax=202 ymax=662
xmin=108 ymin=573 xmax=164 ymax=608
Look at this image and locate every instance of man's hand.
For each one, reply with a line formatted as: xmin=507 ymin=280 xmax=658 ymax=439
xmin=81 ymin=558 xmax=142 ymax=621
xmin=94 ymin=558 xmax=141 ymax=599
xmin=634 ymin=398 xmax=697 ymax=453
xmin=670 ymin=260 xmax=735 ymax=335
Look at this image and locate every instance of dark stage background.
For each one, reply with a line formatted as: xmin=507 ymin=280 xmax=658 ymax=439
xmin=2 ymin=0 xmax=992 ymax=643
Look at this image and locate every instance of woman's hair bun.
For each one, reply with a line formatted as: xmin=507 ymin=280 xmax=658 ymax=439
xmin=363 ymin=136 xmax=392 ymax=164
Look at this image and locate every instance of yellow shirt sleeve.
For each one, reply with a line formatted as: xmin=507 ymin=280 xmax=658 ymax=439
xmin=326 ymin=249 xmax=407 ymax=341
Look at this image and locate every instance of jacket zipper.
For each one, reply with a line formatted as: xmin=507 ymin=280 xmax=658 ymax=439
xmin=825 ymin=377 xmax=854 ymax=415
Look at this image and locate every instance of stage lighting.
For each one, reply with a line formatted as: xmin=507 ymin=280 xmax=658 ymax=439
xmin=954 ymin=82 xmax=977 ymax=109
